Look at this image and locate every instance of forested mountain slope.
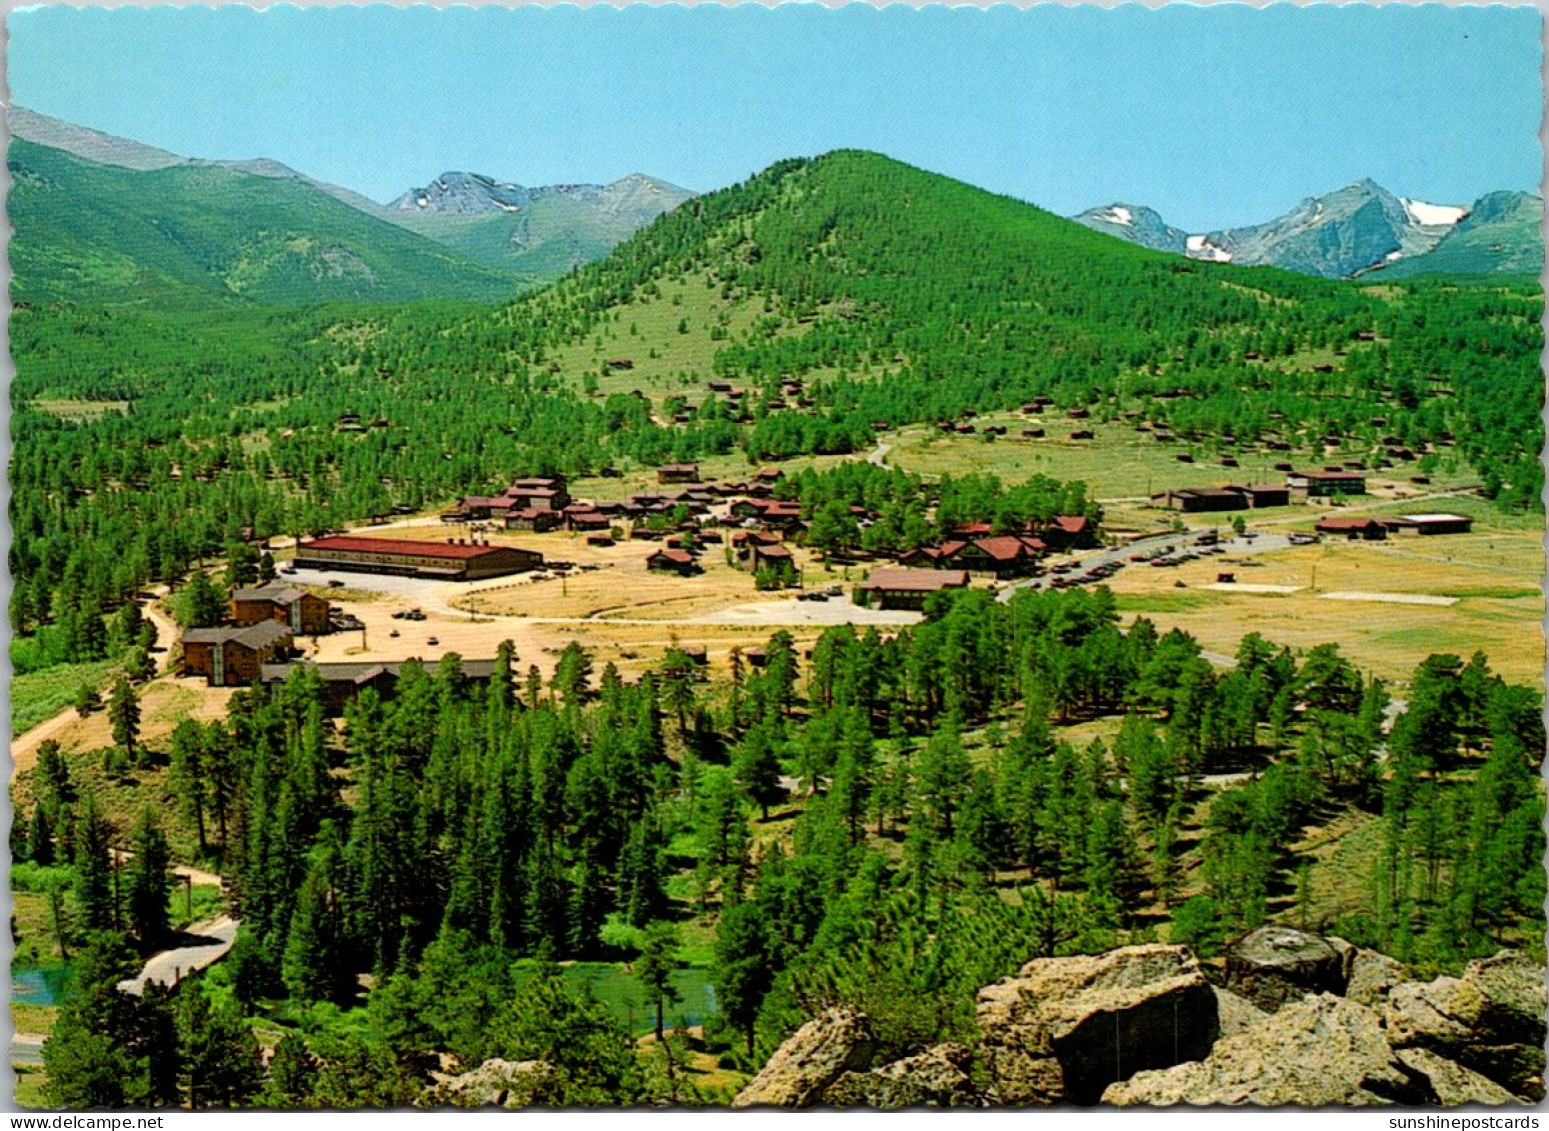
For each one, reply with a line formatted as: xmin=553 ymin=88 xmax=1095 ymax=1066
xmin=396 ymin=150 xmax=1541 ymax=497
xmin=1375 ymin=191 xmax=1544 ymax=279
xmin=8 ymin=137 xmax=519 ymax=305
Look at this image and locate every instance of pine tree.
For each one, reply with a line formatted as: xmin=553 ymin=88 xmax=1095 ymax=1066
xmin=169 ymin=720 xmax=208 ymax=854
xmin=126 ymin=807 xmax=173 ymax=946
xmin=283 ymin=846 xmax=350 ymax=1003
xmin=73 ymin=681 xmax=100 ymax=718
xmin=29 ymin=804 xmax=54 ymax=866
xmin=176 ymin=982 xmax=263 ymax=1109
xmin=180 ymin=570 xmax=226 ymax=630
xmin=74 ymin=795 xmax=117 ymax=932
xmin=108 ymin=676 xmax=141 ymax=763
xmin=732 ymin=722 xmax=784 ymax=819
xmin=42 ymin=933 xmax=152 ymax=1107
xmin=636 ymin=921 xmax=682 ymax=1042
xmin=713 ymin=901 xmax=773 ymax=1057
xmin=261 ymin=1033 xmax=318 ymax=1107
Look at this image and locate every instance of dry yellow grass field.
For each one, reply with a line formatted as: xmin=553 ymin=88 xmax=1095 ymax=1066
xmin=10 ymin=676 xmax=237 ymax=777
xmin=1107 ymin=531 xmax=1543 ymax=685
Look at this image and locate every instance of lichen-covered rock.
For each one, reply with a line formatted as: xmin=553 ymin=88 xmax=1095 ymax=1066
xmin=732 ymin=1008 xmax=875 ymax=1108
xmin=824 ymin=1043 xmax=989 ymax=1108
xmin=976 ymin=944 xmax=1219 ymax=1105
xmin=1212 ymin=985 xmax=1269 ymax=1037
xmin=1396 ymin=1049 xmax=1521 ymax=1106
xmin=1346 ymin=948 xmax=1408 ymax=1007
xmin=1224 ymin=927 xmax=1353 ymax=1012
xmin=1103 ymin=993 xmax=1431 ymax=1106
xmin=426 ymin=1059 xmax=556 ymax=1108
xmin=1383 ymin=950 xmax=1546 ymax=1101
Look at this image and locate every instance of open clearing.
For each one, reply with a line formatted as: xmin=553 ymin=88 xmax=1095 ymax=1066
xmin=1319 ymin=591 xmax=1459 ymax=607
xmin=883 ymin=417 xmax=1482 ymax=502
xmin=1105 ymin=518 xmax=1543 ymax=686
xmin=1205 ymin=583 xmax=1305 ymax=595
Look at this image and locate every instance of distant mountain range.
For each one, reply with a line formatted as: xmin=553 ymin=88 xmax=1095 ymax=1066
xmin=385 ymin=170 xmax=695 ymax=278
xmin=1072 ymin=180 xmax=1541 ymax=279
xmin=9 ymin=104 xmax=1536 ymax=310
xmin=8 ymin=107 xmax=694 ymax=304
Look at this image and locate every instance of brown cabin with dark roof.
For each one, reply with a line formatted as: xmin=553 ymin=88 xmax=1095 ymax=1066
xmin=230 ymin=583 xmax=331 ymax=635
xmin=183 ymin=620 xmax=294 ymax=687
xmin=503 ymin=509 xmax=562 ymax=533
xmin=747 ymin=542 xmax=795 ymax=574
xmin=657 ymin=463 xmax=701 ymax=484
xmin=857 ymin=567 xmax=970 ymax=610
xmin=646 ymin=548 xmax=699 ymax=575
xmin=938 ymin=536 xmax=1042 ymax=579
xmin=1315 ymin=516 xmax=1387 ymax=541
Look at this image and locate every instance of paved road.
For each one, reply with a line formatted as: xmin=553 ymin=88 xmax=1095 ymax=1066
xmin=117 ymin=915 xmax=240 ymax=997
xmin=866 ymin=442 xmax=892 ymax=467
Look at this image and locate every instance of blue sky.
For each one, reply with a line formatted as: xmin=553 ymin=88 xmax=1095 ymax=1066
xmin=9 ymin=3 xmax=1542 ymax=229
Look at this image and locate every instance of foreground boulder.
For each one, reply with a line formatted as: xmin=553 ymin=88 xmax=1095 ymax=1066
xmin=1346 ymin=948 xmax=1409 ymax=1008
xmin=825 ymin=1043 xmax=990 ymax=1108
xmin=1104 ymin=993 xmax=1431 ymax=1106
xmin=427 ymin=1059 xmax=556 ymax=1108
xmin=732 ymin=1008 xmax=874 ymax=1108
xmin=1396 ymin=1049 xmax=1520 ymax=1106
xmin=1383 ymin=950 xmax=1546 ymax=1101
xmin=1212 ymin=985 xmax=1269 ymax=1036
xmin=1224 ymin=927 xmax=1354 ymax=1012
xmin=976 ymin=944 xmax=1219 ymax=1104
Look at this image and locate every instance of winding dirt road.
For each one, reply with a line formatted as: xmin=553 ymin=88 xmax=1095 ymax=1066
xmin=10 ymin=588 xmax=179 ymax=778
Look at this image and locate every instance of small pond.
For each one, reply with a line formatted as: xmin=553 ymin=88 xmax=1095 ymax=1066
xmin=12 ymin=964 xmax=73 ymax=1006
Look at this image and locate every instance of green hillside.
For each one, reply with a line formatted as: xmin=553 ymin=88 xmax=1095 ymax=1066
xmin=1375 ymin=191 xmax=1543 ymax=279
xmin=8 ymin=138 xmax=520 ymax=306
xmin=400 ymin=151 xmax=1538 ymax=497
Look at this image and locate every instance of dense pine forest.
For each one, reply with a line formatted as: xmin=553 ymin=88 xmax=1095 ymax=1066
xmin=18 ymin=588 xmax=1544 ymax=1104
xmin=9 ymin=147 xmax=1545 ymax=1108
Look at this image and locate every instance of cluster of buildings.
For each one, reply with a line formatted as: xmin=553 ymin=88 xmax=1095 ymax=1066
xmin=893 ymin=515 xmax=1094 ymax=580
xmin=182 ymin=582 xmax=335 ymax=687
xmin=1151 ymin=469 xmax=1365 ymax=514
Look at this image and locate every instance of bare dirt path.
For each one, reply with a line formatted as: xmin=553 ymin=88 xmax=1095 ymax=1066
xmin=11 ymin=586 xmax=179 ymax=778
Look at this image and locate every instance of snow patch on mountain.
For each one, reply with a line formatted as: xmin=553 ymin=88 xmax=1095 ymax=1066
xmin=1401 ymin=198 xmax=1466 ymax=227
xmin=1186 ymin=234 xmax=1234 ymax=263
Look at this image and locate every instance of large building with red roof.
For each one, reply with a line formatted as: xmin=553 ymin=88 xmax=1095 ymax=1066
xmin=293 ymin=535 xmax=543 ymax=581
